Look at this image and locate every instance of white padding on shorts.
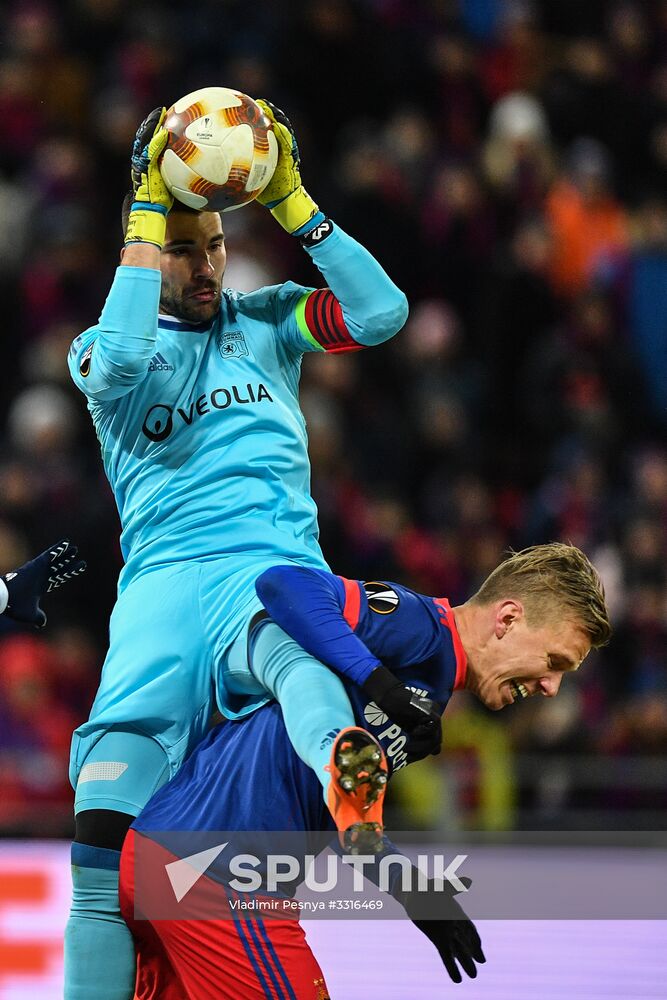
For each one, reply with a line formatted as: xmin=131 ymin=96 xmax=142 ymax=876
xmin=78 ymin=761 xmax=129 ymax=783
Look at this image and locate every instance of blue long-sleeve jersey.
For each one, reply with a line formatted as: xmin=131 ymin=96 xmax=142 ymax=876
xmin=255 ymin=565 xmax=468 ymax=695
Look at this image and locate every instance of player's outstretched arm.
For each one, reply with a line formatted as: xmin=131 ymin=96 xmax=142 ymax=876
xmin=0 ymin=540 xmax=86 ymax=628
xmin=257 ymin=100 xmax=409 ymax=352
xmin=256 ymin=565 xmax=440 ymax=734
xmin=68 ymin=109 xmax=173 ymax=402
xmin=331 ymin=835 xmax=484 ymax=984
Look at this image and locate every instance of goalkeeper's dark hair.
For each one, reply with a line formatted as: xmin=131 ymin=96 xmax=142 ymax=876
xmin=120 ymin=191 xmax=219 ymax=237
xmin=469 ymin=542 xmax=612 ymax=648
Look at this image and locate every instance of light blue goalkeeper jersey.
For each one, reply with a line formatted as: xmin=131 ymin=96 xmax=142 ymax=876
xmin=68 ymin=224 xmax=408 ymax=650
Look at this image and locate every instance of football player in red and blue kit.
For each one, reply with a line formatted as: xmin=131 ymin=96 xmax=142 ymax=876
xmin=119 ymin=544 xmax=611 ymax=999
xmin=120 ymin=568 xmax=476 ymax=1000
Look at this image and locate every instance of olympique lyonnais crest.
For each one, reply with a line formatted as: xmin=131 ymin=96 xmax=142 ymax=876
xmin=363 ymin=581 xmax=400 ymax=614
xmin=217 ymin=329 xmax=249 ymax=360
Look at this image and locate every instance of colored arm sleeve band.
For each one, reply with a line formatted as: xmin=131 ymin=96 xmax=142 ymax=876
xmin=255 ymin=565 xmax=383 ymax=686
xmin=299 ymin=217 xmax=332 ymax=246
xmin=301 ymin=223 xmax=409 ymax=347
xmin=0 ymin=578 xmax=8 ymax=615
xmin=68 ymin=267 xmax=161 ymax=401
xmin=295 ymin=289 xmax=362 ymax=353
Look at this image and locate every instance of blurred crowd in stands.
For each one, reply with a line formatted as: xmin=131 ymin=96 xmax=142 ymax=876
xmin=1 ymin=0 xmax=666 ymax=835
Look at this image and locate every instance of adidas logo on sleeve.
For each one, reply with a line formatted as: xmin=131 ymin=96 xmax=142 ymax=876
xmin=148 ymin=352 xmax=175 ymax=372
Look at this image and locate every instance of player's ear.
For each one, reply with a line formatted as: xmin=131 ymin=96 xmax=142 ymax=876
xmin=494 ymin=600 xmax=523 ymax=638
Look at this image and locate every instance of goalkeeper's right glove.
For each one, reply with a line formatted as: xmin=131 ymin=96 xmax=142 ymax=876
xmin=1 ymin=540 xmax=86 ymax=628
xmin=125 ymin=107 xmax=174 ymax=249
xmin=256 ymin=100 xmax=324 ymax=237
xmin=394 ymin=874 xmax=485 ymax=985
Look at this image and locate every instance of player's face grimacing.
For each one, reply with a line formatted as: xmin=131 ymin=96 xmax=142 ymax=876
xmin=159 ymin=210 xmax=226 ymax=323
xmin=473 ymin=607 xmax=591 ymax=711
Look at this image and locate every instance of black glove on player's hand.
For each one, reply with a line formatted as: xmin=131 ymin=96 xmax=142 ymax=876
xmin=363 ymin=665 xmax=442 ymax=732
xmin=395 ymin=875 xmax=485 ymax=984
xmin=2 ymin=540 xmax=86 ymax=628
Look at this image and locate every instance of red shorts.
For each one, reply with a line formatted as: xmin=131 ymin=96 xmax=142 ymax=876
xmin=119 ymin=830 xmax=331 ymax=1000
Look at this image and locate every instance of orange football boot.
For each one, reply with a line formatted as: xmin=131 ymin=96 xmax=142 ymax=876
xmin=325 ymin=727 xmax=388 ymax=854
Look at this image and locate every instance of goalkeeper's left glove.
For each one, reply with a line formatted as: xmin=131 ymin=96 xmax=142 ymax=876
xmin=394 ymin=874 xmax=486 ymax=985
xmin=0 ymin=540 xmax=86 ymax=628
xmin=256 ymin=100 xmax=325 ymax=237
xmin=125 ymin=107 xmax=174 ymax=249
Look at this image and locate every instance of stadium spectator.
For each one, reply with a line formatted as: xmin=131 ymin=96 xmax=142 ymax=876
xmin=546 ymin=138 xmax=629 ymax=297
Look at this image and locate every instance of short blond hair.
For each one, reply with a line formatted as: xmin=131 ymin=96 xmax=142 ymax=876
xmin=470 ymin=542 xmax=611 ymax=647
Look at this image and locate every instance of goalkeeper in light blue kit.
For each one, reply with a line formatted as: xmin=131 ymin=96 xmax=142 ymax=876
xmin=64 ymin=102 xmax=409 ymax=999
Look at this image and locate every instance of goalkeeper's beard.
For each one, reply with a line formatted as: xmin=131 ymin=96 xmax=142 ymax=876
xmin=160 ymin=278 xmax=222 ymax=324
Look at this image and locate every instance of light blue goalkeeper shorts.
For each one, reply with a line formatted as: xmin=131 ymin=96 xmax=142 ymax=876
xmin=69 ymin=558 xmax=272 ymax=816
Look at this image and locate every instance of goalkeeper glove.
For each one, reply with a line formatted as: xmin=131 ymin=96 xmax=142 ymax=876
xmin=125 ymin=107 xmax=174 ymax=249
xmin=362 ymin=664 xmax=442 ymax=734
xmin=256 ymin=100 xmax=324 ymax=237
xmin=1 ymin=540 xmax=86 ymax=628
xmin=394 ymin=874 xmax=485 ymax=985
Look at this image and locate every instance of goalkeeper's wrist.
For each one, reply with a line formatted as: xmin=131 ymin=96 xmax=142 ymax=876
xmin=0 ymin=577 xmax=8 ymax=615
xmin=298 ymin=215 xmax=332 ymax=246
xmin=124 ymin=202 xmax=168 ymax=249
xmin=267 ymin=185 xmax=321 ymax=235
